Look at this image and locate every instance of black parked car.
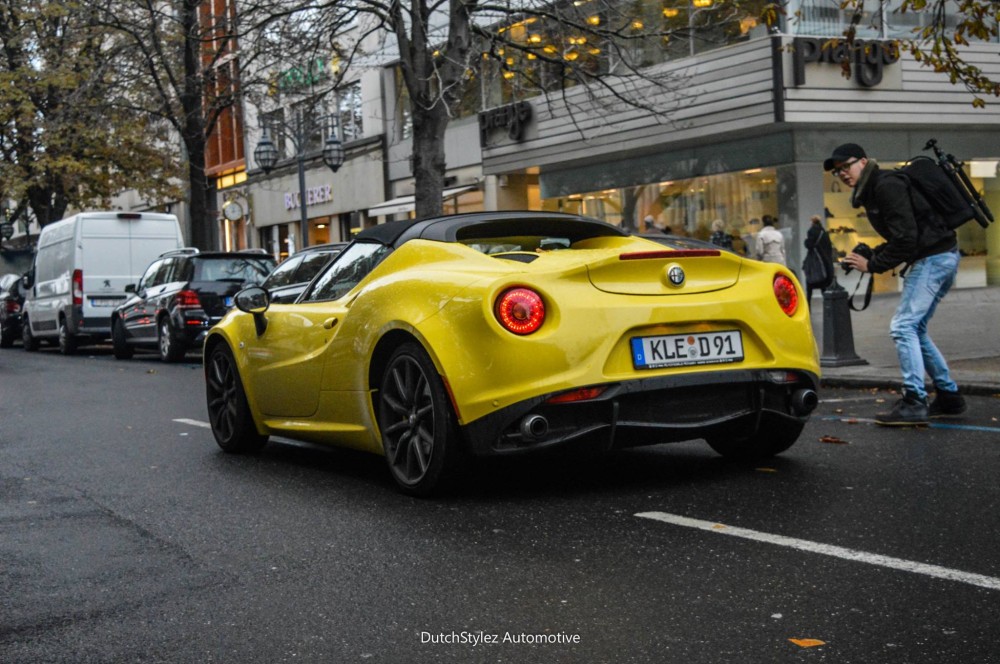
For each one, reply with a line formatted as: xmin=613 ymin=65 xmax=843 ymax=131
xmin=262 ymin=242 xmax=348 ymax=303
xmin=111 ymin=249 xmax=276 ymax=362
xmin=0 ymin=273 xmax=25 ymax=348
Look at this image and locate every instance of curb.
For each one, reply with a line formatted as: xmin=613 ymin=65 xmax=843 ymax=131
xmin=820 ymin=376 xmax=1000 ymax=397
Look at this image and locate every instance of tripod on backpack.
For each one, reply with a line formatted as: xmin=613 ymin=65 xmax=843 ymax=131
xmin=923 ymin=138 xmax=994 ymax=229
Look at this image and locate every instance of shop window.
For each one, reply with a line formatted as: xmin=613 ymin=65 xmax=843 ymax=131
xmin=542 ymin=167 xmax=778 ymax=255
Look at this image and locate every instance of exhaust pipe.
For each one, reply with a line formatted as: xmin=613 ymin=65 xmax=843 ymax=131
xmin=520 ymin=414 xmax=549 ymax=439
xmin=791 ymin=389 xmax=819 ymax=415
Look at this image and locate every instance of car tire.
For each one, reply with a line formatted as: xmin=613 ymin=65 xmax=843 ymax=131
xmin=112 ymin=317 xmax=134 ymax=360
xmin=22 ymin=316 xmax=39 ymax=352
xmin=377 ymin=342 xmax=466 ymax=497
xmin=158 ymin=317 xmax=186 ymax=363
xmin=707 ymin=420 xmax=805 ymax=461
xmin=205 ymin=343 xmax=268 ymax=454
xmin=58 ymin=318 xmax=78 ymax=355
xmin=0 ymin=321 xmax=14 ymax=348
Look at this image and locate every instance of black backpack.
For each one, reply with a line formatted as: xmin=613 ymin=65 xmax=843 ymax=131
xmin=894 ymin=140 xmax=993 ymax=230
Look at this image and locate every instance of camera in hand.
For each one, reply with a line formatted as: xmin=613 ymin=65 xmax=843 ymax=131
xmin=840 ymin=243 xmax=873 ymax=273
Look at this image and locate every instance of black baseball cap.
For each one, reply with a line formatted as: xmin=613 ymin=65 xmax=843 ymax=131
xmin=823 ymin=143 xmax=867 ymax=171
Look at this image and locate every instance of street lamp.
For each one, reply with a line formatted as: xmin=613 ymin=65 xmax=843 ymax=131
xmin=253 ymin=111 xmax=345 ymax=251
xmin=688 ymin=0 xmax=714 ymax=57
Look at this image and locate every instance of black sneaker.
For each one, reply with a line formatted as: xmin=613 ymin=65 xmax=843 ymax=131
xmin=928 ymin=389 xmax=967 ymax=418
xmin=875 ymin=391 xmax=929 ymax=427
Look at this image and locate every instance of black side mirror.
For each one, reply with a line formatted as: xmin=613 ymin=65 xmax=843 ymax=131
xmin=234 ymin=286 xmax=270 ymax=336
xmin=125 ymin=284 xmax=136 ymax=293
xmin=20 ymin=271 xmax=33 ymax=289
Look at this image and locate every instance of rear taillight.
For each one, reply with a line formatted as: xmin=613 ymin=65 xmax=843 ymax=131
xmin=494 ymin=287 xmax=545 ymax=335
xmin=72 ymin=269 xmax=83 ymax=306
xmin=5 ymin=300 xmax=20 ymax=314
xmin=176 ymin=289 xmax=201 ymax=309
xmin=773 ymin=275 xmax=799 ymax=316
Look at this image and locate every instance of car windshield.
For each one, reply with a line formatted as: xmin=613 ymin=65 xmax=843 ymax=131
xmin=194 ymin=257 xmax=275 ymax=284
xmin=301 ymin=242 xmax=390 ymax=302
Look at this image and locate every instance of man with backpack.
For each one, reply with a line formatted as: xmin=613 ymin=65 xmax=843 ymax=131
xmin=825 ymin=142 xmax=966 ymax=426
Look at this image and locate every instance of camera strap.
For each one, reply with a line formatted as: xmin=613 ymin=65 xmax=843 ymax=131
xmin=847 ymin=272 xmax=874 ymax=311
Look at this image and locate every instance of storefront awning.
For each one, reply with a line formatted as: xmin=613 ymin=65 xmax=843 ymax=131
xmin=367 ymin=185 xmax=478 ymax=218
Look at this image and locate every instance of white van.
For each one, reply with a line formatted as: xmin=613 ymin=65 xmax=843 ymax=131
xmin=21 ymin=211 xmax=184 ymax=354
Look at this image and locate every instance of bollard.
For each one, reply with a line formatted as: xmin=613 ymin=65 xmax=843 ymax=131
xmin=820 ymin=279 xmax=868 ymax=367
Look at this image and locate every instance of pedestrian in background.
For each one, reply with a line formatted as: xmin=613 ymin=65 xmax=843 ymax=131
xmin=754 ymin=215 xmax=786 ymax=266
xmin=802 ymin=214 xmax=835 ymax=306
xmin=826 ymin=142 xmax=965 ymax=426
xmin=709 ymin=219 xmax=733 ymax=251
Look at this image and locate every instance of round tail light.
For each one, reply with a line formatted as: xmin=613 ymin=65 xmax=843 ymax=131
xmin=773 ymin=275 xmax=799 ymax=317
xmin=494 ymin=287 xmax=545 ymax=335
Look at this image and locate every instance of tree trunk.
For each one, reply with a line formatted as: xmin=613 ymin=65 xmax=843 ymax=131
xmin=411 ymin=104 xmax=450 ymax=220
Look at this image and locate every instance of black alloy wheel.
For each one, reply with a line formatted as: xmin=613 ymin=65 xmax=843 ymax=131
xmin=158 ymin=317 xmax=185 ymax=363
xmin=205 ymin=343 xmax=268 ymax=454
xmin=377 ymin=342 xmax=465 ymax=497
xmin=112 ymin=317 xmax=134 ymax=360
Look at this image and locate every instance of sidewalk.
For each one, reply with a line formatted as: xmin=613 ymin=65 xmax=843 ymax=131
xmin=810 ymin=283 xmax=1000 ymax=396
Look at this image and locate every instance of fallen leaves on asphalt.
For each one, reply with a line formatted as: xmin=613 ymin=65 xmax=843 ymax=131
xmin=789 ymin=638 xmax=826 ymax=648
xmin=819 ymin=435 xmax=849 ymax=444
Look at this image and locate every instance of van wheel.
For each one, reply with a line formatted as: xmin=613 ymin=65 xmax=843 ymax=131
xmin=58 ymin=318 xmax=78 ymax=355
xmin=112 ymin=318 xmax=134 ymax=360
xmin=22 ymin=316 xmax=39 ymax=352
xmin=158 ymin=317 xmax=186 ymax=362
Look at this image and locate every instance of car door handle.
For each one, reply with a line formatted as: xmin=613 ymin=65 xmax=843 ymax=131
xmin=323 ymin=317 xmax=338 ymax=329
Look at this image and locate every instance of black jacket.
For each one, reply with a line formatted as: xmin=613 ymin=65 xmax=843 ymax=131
xmin=852 ymin=161 xmax=956 ymax=274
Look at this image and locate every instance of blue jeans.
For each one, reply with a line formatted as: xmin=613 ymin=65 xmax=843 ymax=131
xmin=888 ymin=250 xmax=960 ymax=400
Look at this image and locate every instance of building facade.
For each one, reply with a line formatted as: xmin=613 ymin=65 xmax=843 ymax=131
xmin=233 ymin=3 xmax=999 ymax=291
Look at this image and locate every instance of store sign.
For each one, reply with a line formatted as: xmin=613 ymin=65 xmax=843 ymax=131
xmin=478 ymin=101 xmax=532 ymax=147
xmin=284 ymin=184 xmax=333 ymax=211
xmin=277 ymin=58 xmax=331 ymax=92
xmin=792 ymin=37 xmax=900 ymax=88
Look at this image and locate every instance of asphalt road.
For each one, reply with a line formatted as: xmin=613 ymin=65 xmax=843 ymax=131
xmin=2 ymin=346 xmax=999 ymax=663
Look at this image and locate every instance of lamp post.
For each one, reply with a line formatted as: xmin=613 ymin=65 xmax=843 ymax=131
xmin=688 ymin=0 xmax=714 ymax=56
xmin=253 ymin=111 xmax=345 ymax=251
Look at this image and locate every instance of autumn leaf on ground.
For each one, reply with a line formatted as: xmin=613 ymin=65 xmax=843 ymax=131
xmin=834 ymin=408 xmax=844 ymax=414
xmin=819 ymin=435 xmax=849 ymax=444
xmin=789 ymin=638 xmax=826 ymax=648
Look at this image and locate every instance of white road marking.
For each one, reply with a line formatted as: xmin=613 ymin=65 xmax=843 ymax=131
xmin=173 ymin=418 xmax=210 ymax=428
xmin=635 ymin=512 xmax=1000 ymax=591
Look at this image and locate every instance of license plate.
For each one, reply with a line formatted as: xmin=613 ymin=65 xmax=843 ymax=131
xmin=631 ymin=330 xmax=744 ymax=369
xmin=224 ymin=296 xmax=234 ymax=308
xmin=89 ymin=298 xmax=122 ymax=308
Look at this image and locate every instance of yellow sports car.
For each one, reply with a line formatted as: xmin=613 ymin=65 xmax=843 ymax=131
xmin=204 ymin=212 xmax=819 ymax=495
